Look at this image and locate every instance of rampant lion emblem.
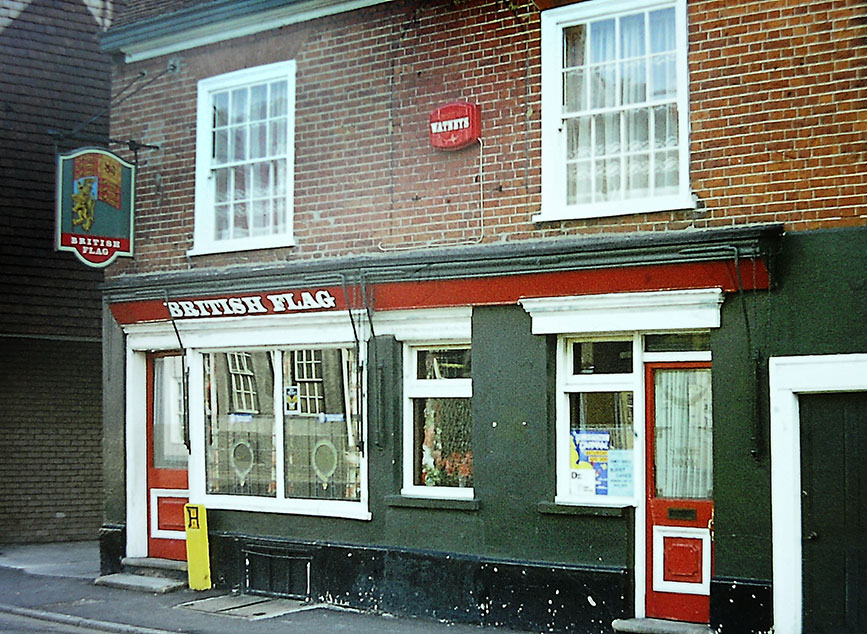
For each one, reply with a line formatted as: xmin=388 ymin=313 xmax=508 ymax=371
xmin=71 ymin=177 xmax=96 ymax=231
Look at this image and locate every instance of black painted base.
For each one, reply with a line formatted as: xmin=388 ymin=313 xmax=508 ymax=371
xmin=209 ymin=532 xmax=632 ymax=633
xmin=98 ymin=524 xmax=125 ymax=575
xmin=710 ymin=577 xmax=773 ymax=634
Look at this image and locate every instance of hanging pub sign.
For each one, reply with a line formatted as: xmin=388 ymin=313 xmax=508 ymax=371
xmin=55 ymin=147 xmax=135 ymax=267
xmin=429 ymin=101 xmax=481 ymax=150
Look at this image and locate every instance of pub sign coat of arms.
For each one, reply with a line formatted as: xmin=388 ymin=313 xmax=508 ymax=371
xmin=55 ymin=147 xmax=135 ymax=267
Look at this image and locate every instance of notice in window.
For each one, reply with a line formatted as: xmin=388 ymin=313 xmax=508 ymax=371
xmin=607 ymin=449 xmax=634 ymax=498
xmin=570 ymin=431 xmax=609 ymax=496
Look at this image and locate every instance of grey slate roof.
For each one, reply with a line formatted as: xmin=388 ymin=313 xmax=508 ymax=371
xmin=101 ymin=0 xmax=348 ymax=53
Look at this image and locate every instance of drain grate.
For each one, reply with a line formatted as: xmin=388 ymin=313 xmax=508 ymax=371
xmin=178 ymin=594 xmax=324 ymax=620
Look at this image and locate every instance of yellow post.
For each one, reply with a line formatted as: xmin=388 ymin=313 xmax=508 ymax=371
xmin=184 ymin=504 xmax=211 ymax=590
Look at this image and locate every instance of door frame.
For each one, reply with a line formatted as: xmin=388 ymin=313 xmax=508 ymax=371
xmin=123 ymin=324 xmax=184 ymax=559
xmin=769 ymin=353 xmax=867 ymax=634
xmin=644 ymin=361 xmax=714 ymax=622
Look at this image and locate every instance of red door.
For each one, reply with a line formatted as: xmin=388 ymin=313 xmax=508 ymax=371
xmin=147 ymin=353 xmax=189 ymax=561
xmin=645 ymin=362 xmax=714 ymax=623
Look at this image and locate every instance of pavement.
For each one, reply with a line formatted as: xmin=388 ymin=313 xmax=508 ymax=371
xmin=0 ymin=541 xmax=536 ymax=634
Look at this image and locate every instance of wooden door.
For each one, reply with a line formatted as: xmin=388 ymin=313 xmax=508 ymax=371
xmin=147 ymin=353 xmax=189 ymax=560
xmin=800 ymin=392 xmax=866 ymax=634
xmin=645 ymin=363 xmax=713 ymax=623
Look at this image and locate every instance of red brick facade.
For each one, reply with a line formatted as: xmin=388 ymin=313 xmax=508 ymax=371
xmin=105 ymin=0 xmax=866 ymax=278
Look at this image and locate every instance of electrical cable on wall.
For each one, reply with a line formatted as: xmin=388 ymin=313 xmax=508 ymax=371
xmin=378 ymin=138 xmax=485 ymax=251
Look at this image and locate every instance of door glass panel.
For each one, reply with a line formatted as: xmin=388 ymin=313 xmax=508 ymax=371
xmin=153 ymin=356 xmax=188 ymax=469
xmin=654 ymin=368 xmax=712 ymax=499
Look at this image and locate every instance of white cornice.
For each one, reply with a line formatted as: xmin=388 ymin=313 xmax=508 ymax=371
xmin=520 ymin=288 xmax=724 ymax=334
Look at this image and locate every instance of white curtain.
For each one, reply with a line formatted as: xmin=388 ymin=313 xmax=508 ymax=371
xmin=654 ymin=369 xmax=713 ymax=499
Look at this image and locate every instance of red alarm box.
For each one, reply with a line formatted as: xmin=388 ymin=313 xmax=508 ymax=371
xmin=429 ymin=101 xmax=481 ymax=150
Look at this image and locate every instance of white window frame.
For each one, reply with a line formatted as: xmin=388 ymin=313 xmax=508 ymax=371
xmin=556 ymin=334 xmax=641 ymax=507
xmin=191 ymin=60 xmax=296 ymax=255
xmin=402 ymin=343 xmax=474 ymax=500
xmin=123 ymin=311 xmax=371 ymax=529
xmin=537 ymin=0 xmax=692 ymax=222
xmin=367 ymin=307 xmax=474 ymax=501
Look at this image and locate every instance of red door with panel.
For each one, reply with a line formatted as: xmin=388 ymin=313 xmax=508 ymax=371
xmin=645 ymin=362 xmax=714 ymax=623
xmin=147 ymin=353 xmax=189 ymax=561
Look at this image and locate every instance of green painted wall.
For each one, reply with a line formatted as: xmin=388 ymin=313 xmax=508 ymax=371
xmin=104 ymin=226 xmax=866 ymax=582
xmin=713 ymin=227 xmax=867 ymax=580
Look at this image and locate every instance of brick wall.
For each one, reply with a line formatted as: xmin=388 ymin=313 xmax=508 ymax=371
xmin=105 ymin=0 xmax=867 ymax=278
xmin=0 ymin=0 xmax=110 ymax=336
xmin=690 ymin=0 xmax=867 ymax=231
xmin=0 ymin=339 xmax=103 ymax=543
xmin=0 ymin=0 xmax=111 ymax=543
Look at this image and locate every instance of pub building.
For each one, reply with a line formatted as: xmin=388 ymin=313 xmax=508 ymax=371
xmin=96 ymin=1 xmax=867 ymax=633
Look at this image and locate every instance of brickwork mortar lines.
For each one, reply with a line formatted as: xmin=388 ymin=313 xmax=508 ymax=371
xmin=106 ymin=0 xmax=866 ymax=277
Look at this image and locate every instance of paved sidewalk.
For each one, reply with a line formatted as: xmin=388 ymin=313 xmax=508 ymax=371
xmin=0 ymin=542 xmax=535 ymax=634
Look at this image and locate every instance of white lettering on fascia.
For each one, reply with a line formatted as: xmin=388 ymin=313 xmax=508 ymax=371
xmin=165 ymin=290 xmax=338 ymax=319
xmin=265 ymin=290 xmax=337 ymax=312
xmin=430 ymin=116 xmax=470 ymax=135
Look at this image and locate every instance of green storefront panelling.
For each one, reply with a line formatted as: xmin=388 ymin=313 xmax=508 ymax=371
xmin=712 ymin=226 xmax=867 ymax=581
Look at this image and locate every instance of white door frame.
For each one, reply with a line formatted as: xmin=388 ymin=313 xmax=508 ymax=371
xmin=123 ymin=324 xmax=183 ymax=558
xmin=768 ymin=353 xmax=867 ymax=634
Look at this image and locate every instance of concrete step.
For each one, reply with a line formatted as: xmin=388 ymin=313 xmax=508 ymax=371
xmin=121 ymin=556 xmax=188 ymax=581
xmin=612 ymin=618 xmax=715 ymax=634
xmin=94 ymin=572 xmax=186 ymax=594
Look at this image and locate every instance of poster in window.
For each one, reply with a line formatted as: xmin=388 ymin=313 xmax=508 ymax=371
xmin=284 ymin=386 xmax=300 ymax=415
xmin=570 ymin=431 xmax=609 ymax=496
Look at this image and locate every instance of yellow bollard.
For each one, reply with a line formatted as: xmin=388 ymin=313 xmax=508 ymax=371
xmin=184 ymin=504 xmax=211 ymax=590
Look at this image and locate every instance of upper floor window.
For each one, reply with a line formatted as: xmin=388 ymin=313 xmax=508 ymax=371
xmin=537 ymin=0 xmax=691 ymax=222
xmin=193 ymin=61 xmax=296 ymax=255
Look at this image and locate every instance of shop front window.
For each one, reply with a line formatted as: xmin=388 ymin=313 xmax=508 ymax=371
xmin=404 ymin=346 xmax=473 ymax=497
xmin=204 ymin=347 xmax=361 ymax=504
xmin=283 ymin=348 xmax=361 ymax=501
xmin=205 ymin=350 xmax=275 ymax=497
xmin=568 ymin=391 xmax=634 ymax=498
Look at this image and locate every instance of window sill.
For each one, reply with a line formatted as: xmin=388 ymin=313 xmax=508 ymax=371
xmin=385 ymin=495 xmax=480 ymax=511
xmin=533 ymin=194 xmax=695 ymax=224
xmin=188 ymin=235 xmax=296 ymax=257
xmin=537 ymin=501 xmax=631 ymax=517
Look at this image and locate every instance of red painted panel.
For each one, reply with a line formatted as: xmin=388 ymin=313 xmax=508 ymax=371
xmin=110 ymin=259 xmax=769 ymax=326
xmin=157 ymin=496 xmax=188 ymax=532
xmin=663 ymin=536 xmax=704 ymax=583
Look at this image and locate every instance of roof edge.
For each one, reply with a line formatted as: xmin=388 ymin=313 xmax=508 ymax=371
xmin=102 ymin=224 xmax=785 ymax=301
xmin=101 ymin=0 xmax=394 ymax=62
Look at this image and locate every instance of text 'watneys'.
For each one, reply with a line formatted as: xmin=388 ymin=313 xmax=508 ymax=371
xmin=166 ymin=290 xmax=337 ymax=318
